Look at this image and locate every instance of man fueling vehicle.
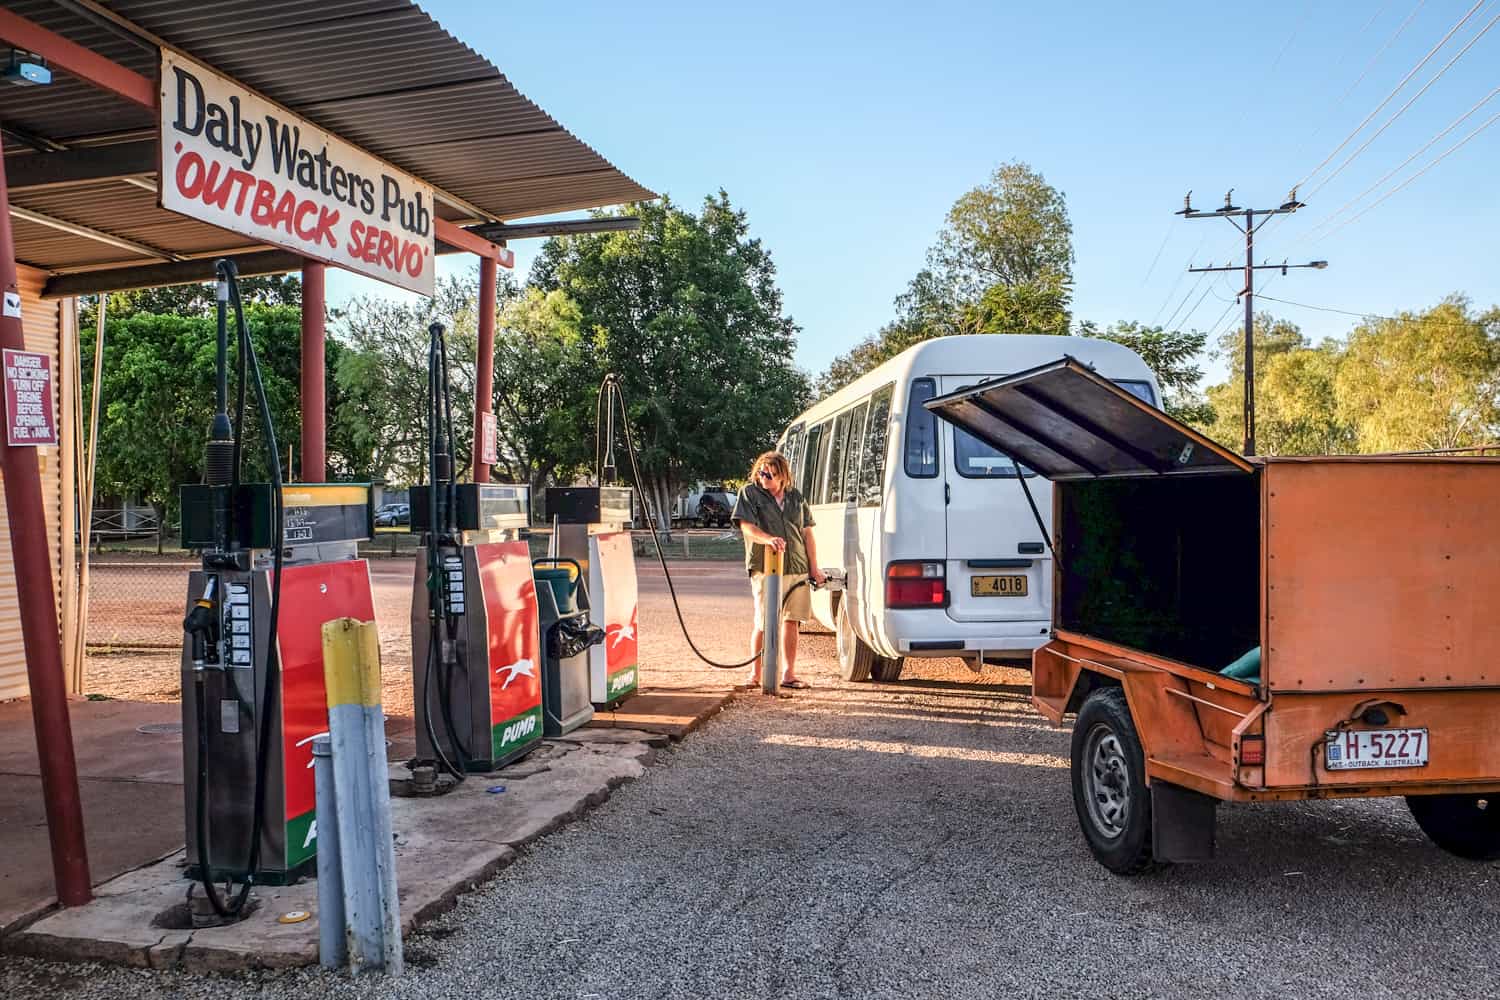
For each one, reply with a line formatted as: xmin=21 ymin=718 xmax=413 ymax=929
xmin=732 ymin=451 xmax=825 ymax=690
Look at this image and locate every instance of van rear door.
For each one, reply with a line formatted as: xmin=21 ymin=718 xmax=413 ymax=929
xmin=939 ymin=375 xmax=1052 ymax=624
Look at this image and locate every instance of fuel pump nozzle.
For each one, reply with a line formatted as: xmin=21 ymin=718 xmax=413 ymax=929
xmin=183 ymin=578 xmax=219 ymax=671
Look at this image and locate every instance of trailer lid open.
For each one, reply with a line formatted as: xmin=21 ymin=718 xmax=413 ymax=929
xmin=924 ymin=357 xmax=1252 ymax=480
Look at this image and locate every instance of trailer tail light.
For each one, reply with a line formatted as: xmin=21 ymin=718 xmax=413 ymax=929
xmin=886 ymin=561 xmax=946 ymax=609
xmin=1239 ymin=736 xmax=1265 ymax=766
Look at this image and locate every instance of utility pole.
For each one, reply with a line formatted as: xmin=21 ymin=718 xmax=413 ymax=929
xmin=1177 ymin=189 xmax=1328 ymax=455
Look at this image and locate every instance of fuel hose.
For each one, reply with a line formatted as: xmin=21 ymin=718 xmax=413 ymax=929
xmin=190 ymin=259 xmax=285 ymax=920
xmin=598 ymin=374 xmax=812 ymax=671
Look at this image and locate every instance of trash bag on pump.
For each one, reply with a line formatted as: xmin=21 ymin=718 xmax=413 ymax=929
xmin=549 ymin=618 xmax=605 ymax=660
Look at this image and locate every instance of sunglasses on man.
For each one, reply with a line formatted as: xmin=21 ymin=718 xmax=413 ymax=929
xmin=757 ymin=469 xmax=775 ymax=480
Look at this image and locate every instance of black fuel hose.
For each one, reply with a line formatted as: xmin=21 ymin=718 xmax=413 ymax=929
xmin=600 ymin=375 xmax=811 ymax=671
xmin=193 ymin=261 xmax=284 ymax=920
xmin=421 ymin=321 xmax=471 ymax=779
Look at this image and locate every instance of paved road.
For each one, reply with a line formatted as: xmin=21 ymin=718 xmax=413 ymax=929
xmin=10 ymin=563 xmax=1499 ymax=998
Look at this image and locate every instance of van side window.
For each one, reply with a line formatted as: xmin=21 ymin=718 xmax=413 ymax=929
xmin=860 ymin=384 xmax=894 ymax=505
xmin=904 ymin=377 xmax=939 ymax=478
xmin=802 ymin=423 xmax=825 ymax=501
xmin=841 ymin=401 xmax=869 ymax=503
xmin=783 ymin=424 xmax=804 ymax=488
xmin=1114 ymin=380 xmax=1156 ymax=405
xmin=824 ymin=411 xmax=851 ymax=504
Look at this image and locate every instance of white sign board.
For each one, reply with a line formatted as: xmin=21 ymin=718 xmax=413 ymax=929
xmin=159 ymin=51 xmax=437 ymax=295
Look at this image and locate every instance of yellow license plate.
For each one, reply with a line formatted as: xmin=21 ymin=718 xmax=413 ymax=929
xmin=971 ymin=574 xmax=1027 ymax=597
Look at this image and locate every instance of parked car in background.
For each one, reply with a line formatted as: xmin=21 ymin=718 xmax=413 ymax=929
xmin=374 ymin=502 xmax=410 ymax=527
xmin=672 ymin=485 xmax=738 ymax=528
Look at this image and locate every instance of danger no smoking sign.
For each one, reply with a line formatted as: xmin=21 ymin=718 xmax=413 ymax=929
xmin=3 ymin=348 xmax=58 ymax=448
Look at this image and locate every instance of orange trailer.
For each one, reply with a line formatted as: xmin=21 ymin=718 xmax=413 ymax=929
xmin=927 ymin=358 xmax=1500 ymax=873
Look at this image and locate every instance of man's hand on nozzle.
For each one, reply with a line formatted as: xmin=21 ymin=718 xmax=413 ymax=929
xmin=810 ymin=567 xmax=826 ymax=586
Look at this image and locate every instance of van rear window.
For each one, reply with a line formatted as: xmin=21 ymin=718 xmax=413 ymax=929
xmin=954 ymin=428 xmax=1035 ymax=479
xmin=904 ymin=378 xmax=939 ymax=478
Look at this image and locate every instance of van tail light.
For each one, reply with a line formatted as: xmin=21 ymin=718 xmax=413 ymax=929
xmin=1239 ymin=735 xmax=1265 ymax=766
xmin=886 ymin=561 xmax=946 ymax=609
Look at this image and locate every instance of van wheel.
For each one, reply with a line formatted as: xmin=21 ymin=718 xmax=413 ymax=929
xmin=1406 ymin=794 xmax=1500 ymax=861
xmin=835 ymin=599 xmax=875 ymax=682
xmin=1072 ymin=687 xmax=1158 ymax=875
xmin=871 ymin=656 xmax=905 ymax=683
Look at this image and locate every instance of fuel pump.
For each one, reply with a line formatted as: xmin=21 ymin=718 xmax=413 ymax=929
xmin=409 ymin=322 xmax=546 ymax=774
xmin=541 ymin=375 xmax=640 ymax=709
xmin=179 ymin=260 xmax=376 ymax=922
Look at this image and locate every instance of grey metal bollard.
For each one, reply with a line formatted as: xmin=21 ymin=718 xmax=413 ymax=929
xmin=313 ymin=735 xmax=345 ymax=970
xmin=322 ymin=619 xmax=404 ymax=976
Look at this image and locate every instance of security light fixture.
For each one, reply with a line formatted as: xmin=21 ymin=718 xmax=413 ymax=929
xmin=4 ymin=50 xmax=51 ymax=86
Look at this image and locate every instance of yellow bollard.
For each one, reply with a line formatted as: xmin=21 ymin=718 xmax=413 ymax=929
xmin=760 ymin=547 xmax=782 ymax=695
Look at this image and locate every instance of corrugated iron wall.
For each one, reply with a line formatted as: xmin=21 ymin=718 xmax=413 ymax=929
xmin=0 ymin=264 xmax=64 ymax=701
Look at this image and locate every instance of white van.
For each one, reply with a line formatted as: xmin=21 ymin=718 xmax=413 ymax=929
xmin=777 ymin=334 xmax=1160 ymax=681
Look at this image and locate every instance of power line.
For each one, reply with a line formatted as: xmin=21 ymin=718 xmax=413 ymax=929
xmin=1148 ymin=228 xmax=1211 ymax=325
xmin=1173 ymin=192 xmax=1328 ymax=454
xmin=1305 ymin=10 xmax=1499 ymax=201
xmin=1255 ymin=293 xmax=1488 ymax=328
xmin=1315 ymin=108 xmax=1500 ymax=241
xmin=1302 ymin=87 xmax=1499 ymax=239
xmin=1293 ymin=0 xmax=1487 ymax=192
xmin=1256 ymin=0 xmax=1430 ymax=249
xmin=1286 ymin=0 xmax=1406 ymax=167
xmin=1139 ymin=220 xmax=1175 ymax=286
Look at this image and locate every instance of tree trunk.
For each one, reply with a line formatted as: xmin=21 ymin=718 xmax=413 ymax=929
xmin=648 ymin=475 xmax=674 ymax=542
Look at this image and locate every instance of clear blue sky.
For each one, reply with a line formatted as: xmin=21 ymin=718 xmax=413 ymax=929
xmin=329 ymin=0 xmax=1500 ymax=388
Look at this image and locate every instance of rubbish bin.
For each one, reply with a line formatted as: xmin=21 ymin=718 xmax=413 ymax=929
xmin=533 ymin=559 xmax=600 ymax=736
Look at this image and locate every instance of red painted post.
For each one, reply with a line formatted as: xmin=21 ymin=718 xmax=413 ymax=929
xmin=0 ymin=135 xmax=92 ymax=906
xmin=473 ymin=256 xmax=497 ymax=484
xmin=301 ymin=260 xmax=326 ymax=482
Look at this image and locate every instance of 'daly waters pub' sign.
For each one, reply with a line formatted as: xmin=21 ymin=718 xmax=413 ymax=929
xmin=159 ymin=51 xmax=437 ymax=295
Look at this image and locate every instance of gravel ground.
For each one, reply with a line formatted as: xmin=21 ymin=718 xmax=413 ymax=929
xmin=7 ymin=638 xmax=1500 ymax=999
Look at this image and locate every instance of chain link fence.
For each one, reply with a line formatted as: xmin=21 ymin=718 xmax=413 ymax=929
xmin=79 ymin=528 xmax=744 ymax=651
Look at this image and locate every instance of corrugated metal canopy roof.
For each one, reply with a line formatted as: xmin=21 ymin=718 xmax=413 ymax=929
xmin=0 ymin=0 xmax=655 ymax=281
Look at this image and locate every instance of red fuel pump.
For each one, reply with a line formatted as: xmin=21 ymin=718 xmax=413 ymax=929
xmin=409 ymin=321 xmax=551 ymax=776
xmin=179 ymin=259 xmax=376 ymax=923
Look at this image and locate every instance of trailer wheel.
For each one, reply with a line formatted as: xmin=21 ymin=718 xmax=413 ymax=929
xmin=835 ymin=599 xmax=874 ymax=682
xmin=1072 ymin=687 xmax=1157 ymax=875
xmin=1406 ymin=793 xmax=1500 ymax=861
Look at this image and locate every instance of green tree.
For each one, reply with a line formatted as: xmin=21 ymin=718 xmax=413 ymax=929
xmin=81 ymin=274 xmax=303 ymax=327
xmin=1258 ymin=344 xmax=1354 ymax=455
xmin=532 ymin=193 xmax=811 ymax=528
xmin=822 ymin=161 xmax=1074 ymax=389
xmin=489 ymin=287 xmax=597 ymax=496
xmin=84 ymin=304 xmax=304 ymax=522
xmin=1335 ymin=297 xmax=1500 ymax=452
xmin=1076 ymin=320 xmax=1209 ymax=423
xmin=1201 ymin=313 xmax=1311 ymax=451
xmin=331 ymin=274 xmax=481 ymax=485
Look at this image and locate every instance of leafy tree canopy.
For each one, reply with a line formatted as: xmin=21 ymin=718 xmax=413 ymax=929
xmin=821 ymin=161 xmax=1075 ymax=392
xmin=531 ymin=192 xmax=811 ymax=526
xmin=84 ymin=304 xmax=306 ymax=516
xmin=1075 ymin=320 xmax=1209 ymax=423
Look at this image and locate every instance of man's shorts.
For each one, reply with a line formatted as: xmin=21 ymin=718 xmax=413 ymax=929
xmin=751 ymin=572 xmax=811 ymax=627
